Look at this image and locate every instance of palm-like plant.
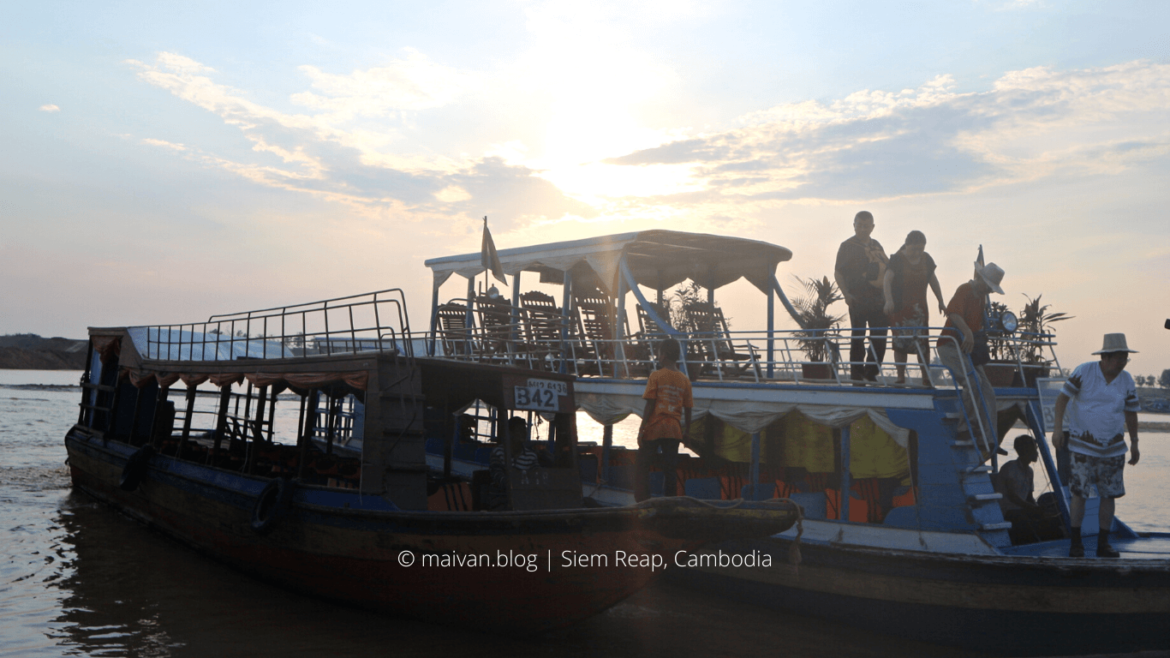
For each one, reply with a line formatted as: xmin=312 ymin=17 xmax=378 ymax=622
xmin=791 ymin=275 xmax=845 ymax=362
xmin=1016 ymin=294 xmax=1073 ymax=365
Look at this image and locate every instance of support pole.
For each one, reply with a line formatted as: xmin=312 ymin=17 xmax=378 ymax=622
xmin=767 ymin=283 xmax=775 ymax=379
xmin=615 ymin=271 xmax=627 ymax=378
xmin=749 ymin=431 xmax=761 ymax=491
xmin=621 ymin=256 xmax=686 ymax=378
xmin=211 ymin=384 xmax=231 ymax=466
xmin=465 ymin=276 xmax=476 ymax=356
xmin=602 ymin=424 xmax=613 ymax=480
xmin=1027 ymin=400 xmax=1071 ymax=533
xmin=511 ymin=270 xmax=522 ymax=344
xmin=840 ymin=425 xmax=852 ymax=521
xmin=297 ymin=390 xmax=317 ymax=479
xmin=560 ymin=270 xmax=573 ymax=374
xmin=428 ymin=281 xmax=440 ymax=357
xmin=176 ymin=383 xmax=196 ymax=458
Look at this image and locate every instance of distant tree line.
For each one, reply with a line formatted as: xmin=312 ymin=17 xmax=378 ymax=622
xmin=1137 ymin=371 xmax=1170 ymax=389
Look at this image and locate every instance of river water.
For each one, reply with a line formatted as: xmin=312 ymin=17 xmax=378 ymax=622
xmin=2 ymin=370 xmax=1167 ymax=658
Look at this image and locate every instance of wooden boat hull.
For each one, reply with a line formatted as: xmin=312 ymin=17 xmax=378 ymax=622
xmin=671 ymin=535 xmax=1170 ymax=656
xmin=65 ymin=428 xmax=795 ymax=634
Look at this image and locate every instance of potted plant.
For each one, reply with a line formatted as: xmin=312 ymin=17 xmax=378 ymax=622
xmin=791 ymin=276 xmax=845 ymax=380
xmin=1014 ymin=294 xmax=1073 ymax=386
xmin=984 ymin=294 xmax=1073 ymax=387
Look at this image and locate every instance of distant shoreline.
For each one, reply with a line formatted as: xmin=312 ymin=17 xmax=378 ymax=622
xmin=0 ymin=335 xmax=88 ymax=370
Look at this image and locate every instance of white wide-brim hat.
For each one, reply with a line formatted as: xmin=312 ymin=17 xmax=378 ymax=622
xmin=1092 ymin=333 xmax=1138 ymax=355
xmin=974 ymin=261 xmax=1005 ymax=295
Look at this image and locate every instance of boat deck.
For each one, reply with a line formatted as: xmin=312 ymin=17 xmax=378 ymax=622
xmin=1001 ymin=533 xmax=1170 ymax=559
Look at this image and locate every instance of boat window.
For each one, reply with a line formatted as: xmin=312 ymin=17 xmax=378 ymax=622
xmin=145 ymin=381 xmax=365 ymax=490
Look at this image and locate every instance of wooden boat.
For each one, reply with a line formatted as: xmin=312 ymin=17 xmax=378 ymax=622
xmin=64 ymin=289 xmax=798 ymax=635
xmin=420 ymin=230 xmax=1170 ymax=655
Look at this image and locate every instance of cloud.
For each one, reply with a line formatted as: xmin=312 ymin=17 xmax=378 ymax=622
xmin=39 ymin=104 xmax=60 ymax=112
xmin=127 ymin=49 xmax=1170 ymax=241
xmin=142 ymin=138 xmax=186 ymax=152
xmin=602 ymin=61 xmax=1170 ymax=206
xmin=128 ymin=52 xmax=590 ymax=225
xmin=291 ymin=48 xmax=476 ymax=119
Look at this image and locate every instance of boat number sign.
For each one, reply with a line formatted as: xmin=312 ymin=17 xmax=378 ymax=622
xmin=512 ymin=378 xmax=568 ymax=412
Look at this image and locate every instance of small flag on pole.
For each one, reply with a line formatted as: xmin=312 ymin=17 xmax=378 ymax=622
xmin=481 ymin=216 xmax=507 ymax=285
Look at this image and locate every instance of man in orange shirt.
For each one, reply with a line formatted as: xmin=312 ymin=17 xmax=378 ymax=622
xmin=937 ymin=261 xmax=1005 ymax=450
xmin=634 ymin=338 xmax=693 ymax=502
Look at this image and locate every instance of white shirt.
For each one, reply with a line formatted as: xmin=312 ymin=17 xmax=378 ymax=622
xmin=1062 ymin=361 xmax=1139 ymax=458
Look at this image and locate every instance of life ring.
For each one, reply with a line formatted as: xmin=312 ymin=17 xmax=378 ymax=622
xmin=251 ymin=477 xmax=294 ymax=535
xmin=119 ymin=445 xmax=155 ymax=492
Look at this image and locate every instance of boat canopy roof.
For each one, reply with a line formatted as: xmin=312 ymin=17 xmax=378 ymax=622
xmin=424 ymin=230 xmax=792 ymax=295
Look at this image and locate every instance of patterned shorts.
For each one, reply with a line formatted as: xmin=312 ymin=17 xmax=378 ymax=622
xmin=1068 ymin=452 xmax=1126 ymax=499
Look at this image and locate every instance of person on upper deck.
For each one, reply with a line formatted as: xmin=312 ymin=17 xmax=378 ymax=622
xmin=487 ymin=416 xmax=540 ymax=510
xmin=634 ymin=338 xmax=693 ymax=502
xmin=883 ymin=231 xmax=947 ymax=386
xmin=1051 ymin=334 xmax=1141 ymax=558
xmin=835 ymin=211 xmax=889 ymax=383
xmin=936 ymin=261 xmax=1006 ymax=451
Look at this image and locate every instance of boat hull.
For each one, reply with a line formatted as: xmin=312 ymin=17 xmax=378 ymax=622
xmin=671 ymin=535 xmax=1170 ymax=656
xmin=65 ymin=428 xmax=793 ymax=634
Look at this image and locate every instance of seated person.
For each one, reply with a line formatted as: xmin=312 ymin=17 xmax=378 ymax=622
xmin=995 ymin=435 xmax=1062 ymax=543
xmin=456 ymin=413 xmax=478 ymax=443
xmin=487 ymin=416 xmax=540 ymax=510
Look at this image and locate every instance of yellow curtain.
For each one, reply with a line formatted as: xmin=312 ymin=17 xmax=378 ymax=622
xmin=781 ymin=412 xmax=836 ymax=473
xmin=849 ymin=415 xmax=908 ymax=478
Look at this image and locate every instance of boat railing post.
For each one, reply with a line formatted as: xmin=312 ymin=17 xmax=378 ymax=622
xmin=511 ymin=271 xmax=521 ymax=347
xmin=560 ymin=270 xmax=572 ymax=375
xmin=840 ymin=424 xmax=851 ymax=521
xmin=175 ymin=383 xmax=196 ymax=459
xmin=297 ymin=389 xmax=317 ymax=479
xmin=767 ymin=285 xmax=775 ymax=379
xmin=1026 ymin=400 xmax=1072 ymax=533
xmin=615 ymin=272 xmax=627 ymax=378
xmin=601 ymin=423 xmax=613 ymax=483
xmin=749 ymin=432 xmax=761 ymax=491
xmin=150 ymin=384 xmax=169 ymax=450
xmin=466 ymin=276 xmax=476 ymax=358
xmin=211 ymin=383 xmax=231 ymax=466
xmin=936 ymin=335 xmax=994 ymax=460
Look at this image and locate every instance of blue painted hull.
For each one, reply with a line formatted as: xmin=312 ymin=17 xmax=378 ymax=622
xmin=669 ymin=536 xmax=1170 ymax=656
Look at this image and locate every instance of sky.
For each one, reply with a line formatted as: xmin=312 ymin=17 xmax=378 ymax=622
xmin=2 ymin=0 xmax=1169 ymax=377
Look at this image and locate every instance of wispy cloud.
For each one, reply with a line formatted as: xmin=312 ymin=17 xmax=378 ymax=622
xmin=126 ymin=50 xmax=1170 ymax=240
xmin=602 ymin=61 xmax=1170 ymax=208
xmin=39 ymin=104 xmax=60 ymax=112
xmin=127 ymin=52 xmax=589 ymax=227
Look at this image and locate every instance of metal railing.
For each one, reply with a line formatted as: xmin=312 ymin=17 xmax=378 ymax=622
xmin=139 ymin=289 xmax=413 ymax=362
xmin=427 ymin=321 xmax=1062 ymax=389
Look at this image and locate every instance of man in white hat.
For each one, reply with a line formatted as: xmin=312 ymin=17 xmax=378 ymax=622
xmin=1051 ymin=333 xmax=1141 ymax=558
xmin=936 ymin=261 xmax=1006 ymax=448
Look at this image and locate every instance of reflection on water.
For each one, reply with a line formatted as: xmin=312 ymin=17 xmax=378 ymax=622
xmin=34 ymin=492 xmax=984 ymax=658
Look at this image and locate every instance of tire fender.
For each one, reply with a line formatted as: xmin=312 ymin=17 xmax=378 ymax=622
xmin=119 ymin=445 xmax=155 ymax=492
xmin=251 ymin=477 xmax=294 ymax=535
